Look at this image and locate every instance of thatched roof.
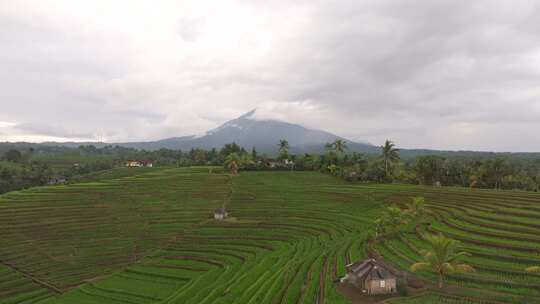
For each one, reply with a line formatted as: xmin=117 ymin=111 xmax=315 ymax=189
xmin=346 ymin=259 xmax=394 ymax=281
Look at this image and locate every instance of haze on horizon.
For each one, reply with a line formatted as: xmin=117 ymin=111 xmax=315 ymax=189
xmin=1 ymin=0 xmax=540 ymax=152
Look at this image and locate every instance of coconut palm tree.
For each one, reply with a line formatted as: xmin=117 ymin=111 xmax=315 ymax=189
xmin=278 ymin=139 xmax=290 ymax=158
xmin=374 ymin=205 xmax=409 ymax=238
xmin=327 ymin=164 xmax=338 ymax=176
xmin=241 ymin=153 xmax=254 ymax=168
xmin=410 ymin=234 xmax=474 ymax=288
xmin=406 ymin=197 xmax=428 ymax=224
xmin=225 ymin=153 xmax=241 ymax=175
xmin=329 ymin=139 xmax=348 ymax=154
xmin=381 ymin=140 xmax=400 ymax=179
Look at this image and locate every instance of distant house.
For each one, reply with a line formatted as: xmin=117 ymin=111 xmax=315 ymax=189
xmin=266 ymin=161 xmax=279 ymax=169
xmin=344 ymin=259 xmax=396 ymax=295
xmin=264 ymin=160 xmax=294 ymax=169
xmin=214 ymin=208 xmax=228 ymax=220
xmin=345 ymin=171 xmax=359 ymax=181
xmin=48 ymin=176 xmax=67 ymax=185
xmin=125 ymin=160 xmax=153 ymax=168
xmin=283 ymin=159 xmax=294 ymax=169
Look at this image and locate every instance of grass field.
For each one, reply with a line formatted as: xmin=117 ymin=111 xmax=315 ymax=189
xmin=68 ymin=167 xmax=166 ymax=184
xmin=30 ymin=154 xmax=116 ymax=171
xmin=1 ymin=169 xmax=540 ymax=303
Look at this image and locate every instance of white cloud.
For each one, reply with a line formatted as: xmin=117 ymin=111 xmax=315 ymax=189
xmin=1 ymin=0 xmax=540 ymax=151
xmin=0 ymin=121 xmax=16 ymax=128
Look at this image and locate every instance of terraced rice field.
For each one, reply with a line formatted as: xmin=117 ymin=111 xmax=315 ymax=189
xmin=0 ymin=167 xmax=231 ymax=303
xmin=0 ymin=169 xmax=381 ymax=303
xmin=1 ymin=169 xmax=540 ymax=303
xmin=374 ymin=184 xmax=540 ymax=303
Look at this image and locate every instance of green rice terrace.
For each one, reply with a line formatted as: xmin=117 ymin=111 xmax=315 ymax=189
xmin=1 ymin=167 xmax=540 ymax=303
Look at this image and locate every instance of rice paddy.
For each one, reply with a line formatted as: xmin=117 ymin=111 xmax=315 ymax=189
xmin=1 ymin=168 xmax=539 ymax=303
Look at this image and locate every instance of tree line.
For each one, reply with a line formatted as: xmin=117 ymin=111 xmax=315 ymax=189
xmin=218 ymin=139 xmax=540 ymax=192
xmin=2 ymin=139 xmax=540 ymax=194
xmin=0 ymin=149 xmax=52 ymax=194
xmin=309 ymin=139 xmax=540 ymax=191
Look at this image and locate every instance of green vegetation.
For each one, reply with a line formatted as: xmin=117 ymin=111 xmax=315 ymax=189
xmin=410 ymin=234 xmax=474 ymax=288
xmin=381 ymin=139 xmax=400 ymax=179
xmin=387 ymin=292 xmax=494 ymax=303
xmin=4 ymin=137 xmax=540 ymax=195
xmin=277 ymin=139 xmax=290 ymax=159
xmin=405 ymin=197 xmax=428 ymax=225
xmin=2 ymin=159 xmax=540 ymax=302
xmin=374 ymin=205 xmax=409 ymax=238
xmin=372 ymin=184 xmax=540 ymax=303
xmin=0 ymin=159 xmax=52 ymax=194
xmin=326 ymin=139 xmax=348 ymax=155
xmin=0 ymin=169 xmax=381 ymax=303
xmin=525 ymin=266 xmax=540 ymax=273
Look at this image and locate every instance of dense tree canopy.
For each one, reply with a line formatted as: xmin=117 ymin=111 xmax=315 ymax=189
xmin=2 ymin=140 xmax=540 ymax=195
xmin=3 ymin=149 xmax=22 ymax=162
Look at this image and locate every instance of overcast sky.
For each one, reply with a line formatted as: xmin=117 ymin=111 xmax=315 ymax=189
xmin=1 ymin=0 xmax=540 ymax=151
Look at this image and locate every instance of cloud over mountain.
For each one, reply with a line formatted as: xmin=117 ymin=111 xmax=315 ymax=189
xmin=118 ymin=109 xmax=378 ymax=154
xmin=1 ymin=1 xmax=540 ymax=151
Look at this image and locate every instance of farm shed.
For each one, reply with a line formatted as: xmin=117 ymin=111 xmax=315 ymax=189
xmin=125 ymin=160 xmax=153 ymax=167
xmin=214 ymin=208 xmax=228 ymax=220
xmin=344 ymin=259 xmax=396 ymax=295
xmin=48 ymin=176 xmax=67 ymax=185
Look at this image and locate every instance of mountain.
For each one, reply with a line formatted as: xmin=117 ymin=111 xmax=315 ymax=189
xmin=117 ymin=109 xmax=379 ymax=154
xmin=5 ymin=110 xmax=540 ymax=158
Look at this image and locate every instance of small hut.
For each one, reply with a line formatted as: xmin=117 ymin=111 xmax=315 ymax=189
xmin=344 ymin=259 xmax=396 ymax=295
xmin=48 ymin=176 xmax=67 ymax=185
xmin=125 ymin=160 xmax=153 ymax=167
xmin=214 ymin=208 xmax=228 ymax=220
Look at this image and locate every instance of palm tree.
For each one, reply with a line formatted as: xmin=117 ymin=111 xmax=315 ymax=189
xmin=406 ymin=197 xmax=428 ymax=224
xmin=327 ymin=164 xmax=338 ymax=176
xmin=381 ymin=140 xmax=400 ymax=179
xmin=278 ymin=139 xmax=290 ymax=158
xmin=225 ymin=153 xmax=241 ymax=175
xmin=329 ymin=139 xmax=348 ymax=154
xmin=410 ymin=234 xmax=474 ymax=288
xmin=374 ymin=205 xmax=409 ymax=238
xmin=241 ymin=153 xmax=255 ymax=170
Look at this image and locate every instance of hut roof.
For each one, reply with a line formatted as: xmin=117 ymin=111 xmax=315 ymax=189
xmin=346 ymin=259 xmax=394 ymax=281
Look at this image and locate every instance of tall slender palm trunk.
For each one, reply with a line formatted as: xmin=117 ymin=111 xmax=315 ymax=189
xmin=385 ymin=158 xmax=389 ymax=178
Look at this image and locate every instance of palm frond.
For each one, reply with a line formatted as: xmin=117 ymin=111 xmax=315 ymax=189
xmin=441 ymin=262 xmax=455 ymax=273
xmin=448 ymin=251 xmax=471 ymax=262
xmin=454 ymin=264 xmax=475 ymax=273
xmin=410 ymin=262 xmax=430 ymax=272
xmin=525 ymin=266 xmax=540 ymax=273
